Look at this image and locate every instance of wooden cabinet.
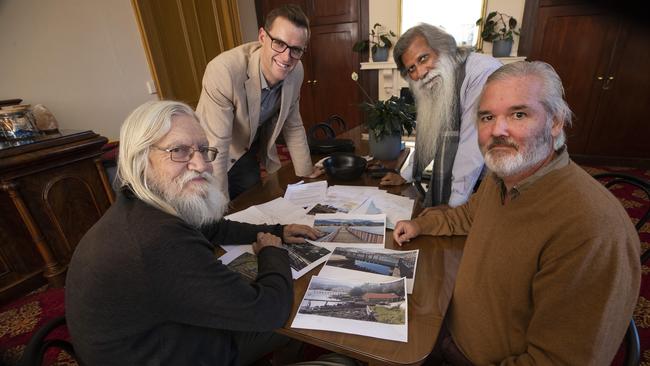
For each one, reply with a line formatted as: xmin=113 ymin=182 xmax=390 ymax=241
xmin=255 ymin=0 xmax=364 ymax=132
xmin=521 ymin=0 xmax=650 ymax=166
xmin=0 ymin=131 xmax=114 ymax=304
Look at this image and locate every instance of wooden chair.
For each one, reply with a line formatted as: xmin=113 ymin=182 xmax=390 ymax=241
xmin=593 ymin=172 xmax=650 ymax=366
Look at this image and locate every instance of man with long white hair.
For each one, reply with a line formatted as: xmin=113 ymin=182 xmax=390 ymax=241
xmin=393 ymin=61 xmax=640 ymax=364
xmin=65 ymin=100 xmax=322 ymax=365
xmin=384 ymin=24 xmax=501 ymax=209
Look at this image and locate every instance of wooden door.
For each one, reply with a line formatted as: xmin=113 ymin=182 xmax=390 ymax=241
xmin=307 ymin=23 xmax=361 ymax=129
xmin=307 ymin=0 xmax=358 ymax=25
xmin=585 ymin=21 xmax=650 ymax=158
xmin=529 ymin=4 xmax=619 ymax=154
xmin=132 ymin=0 xmax=242 ymax=107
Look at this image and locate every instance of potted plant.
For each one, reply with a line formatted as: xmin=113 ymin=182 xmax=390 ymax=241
xmin=351 ymin=72 xmax=415 ymax=160
xmin=352 ymin=23 xmax=396 ymax=62
xmin=476 ymin=11 xmax=520 ymax=57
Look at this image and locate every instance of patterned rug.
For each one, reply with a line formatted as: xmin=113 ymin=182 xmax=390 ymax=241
xmin=0 ymin=165 xmax=648 ymax=366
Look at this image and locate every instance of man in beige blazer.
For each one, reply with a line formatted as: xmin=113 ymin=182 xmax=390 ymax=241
xmin=197 ymin=5 xmax=321 ymax=199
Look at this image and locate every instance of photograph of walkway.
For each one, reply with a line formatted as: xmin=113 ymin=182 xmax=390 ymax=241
xmin=314 ymin=217 xmax=385 ymax=244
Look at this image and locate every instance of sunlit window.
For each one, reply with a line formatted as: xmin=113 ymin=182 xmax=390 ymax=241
xmin=401 ymin=0 xmax=485 ymax=47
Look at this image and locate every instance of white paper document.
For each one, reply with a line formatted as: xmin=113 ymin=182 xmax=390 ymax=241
xmin=319 ymin=245 xmax=419 ymax=293
xmin=351 ymin=192 xmax=414 ymax=230
xmin=291 ymin=275 xmax=408 ymax=342
xmin=284 ymin=180 xmax=328 ymax=209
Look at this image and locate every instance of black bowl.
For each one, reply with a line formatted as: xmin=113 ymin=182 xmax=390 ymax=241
xmin=323 ymin=152 xmax=367 ymax=180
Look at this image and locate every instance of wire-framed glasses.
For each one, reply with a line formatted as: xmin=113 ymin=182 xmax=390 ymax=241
xmin=263 ymin=28 xmax=306 ymax=60
xmin=152 ymin=145 xmax=218 ymax=162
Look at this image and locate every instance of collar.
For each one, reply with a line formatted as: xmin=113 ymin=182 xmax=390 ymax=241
xmin=259 ymin=66 xmax=283 ymax=91
xmin=497 ymin=146 xmax=570 ymax=202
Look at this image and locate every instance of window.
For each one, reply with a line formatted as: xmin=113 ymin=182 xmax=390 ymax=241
xmin=400 ymin=0 xmax=485 ymax=47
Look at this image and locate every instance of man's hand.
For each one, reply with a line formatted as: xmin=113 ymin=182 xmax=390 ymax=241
xmin=252 ymin=232 xmax=282 ymax=254
xmin=393 ymin=220 xmax=422 ymax=246
xmin=283 ymin=224 xmax=323 ymax=243
xmin=417 ymin=204 xmax=451 ymax=217
xmin=380 ymin=172 xmax=407 ymax=186
xmin=305 ymin=166 xmax=324 ymax=179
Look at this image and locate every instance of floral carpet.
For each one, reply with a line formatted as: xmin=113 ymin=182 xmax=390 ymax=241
xmin=0 ymin=165 xmax=648 ymax=366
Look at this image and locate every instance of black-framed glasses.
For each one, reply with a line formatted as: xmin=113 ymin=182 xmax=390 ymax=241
xmin=263 ymin=28 xmax=306 ymax=60
xmin=152 ymin=145 xmax=218 ymax=162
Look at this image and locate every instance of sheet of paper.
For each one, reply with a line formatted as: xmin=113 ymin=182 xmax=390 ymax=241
xmin=306 ymin=193 xmax=369 ymax=215
xmin=256 ymin=197 xmax=313 ymax=226
xmin=326 ymin=185 xmax=380 ymax=200
xmin=225 ymin=206 xmax=272 ymax=225
xmin=284 ymin=180 xmax=328 ymax=209
xmin=308 ymin=213 xmax=386 ymax=246
xmin=218 ymin=242 xmax=331 ymax=279
xmin=352 ymin=192 xmax=414 ymax=230
xmin=319 ymin=245 xmax=419 ymax=293
xmin=291 ymin=275 xmax=408 ymax=342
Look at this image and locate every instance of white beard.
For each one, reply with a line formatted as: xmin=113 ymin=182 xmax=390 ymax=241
xmin=481 ymin=123 xmax=554 ymax=178
xmin=409 ymin=54 xmax=459 ymax=175
xmin=149 ymin=170 xmax=229 ymax=228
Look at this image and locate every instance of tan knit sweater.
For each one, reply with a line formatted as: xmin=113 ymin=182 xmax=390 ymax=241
xmin=413 ymin=154 xmax=640 ymax=365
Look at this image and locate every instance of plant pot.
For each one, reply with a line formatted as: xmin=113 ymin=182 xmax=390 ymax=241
xmin=372 ymin=46 xmax=389 ymax=62
xmin=492 ymin=39 xmax=513 ymax=57
xmin=369 ymin=132 xmax=401 ymax=160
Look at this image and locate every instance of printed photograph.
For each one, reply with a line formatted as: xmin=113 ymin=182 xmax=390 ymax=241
xmin=226 ymin=252 xmax=257 ymax=281
xmin=307 ymin=203 xmax=341 ymax=215
xmin=326 ymin=247 xmax=417 ymax=279
xmin=313 ymin=215 xmax=385 ymax=244
xmin=283 ymin=242 xmax=331 ymax=271
xmin=297 ymin=276 xmax=406 ymax=325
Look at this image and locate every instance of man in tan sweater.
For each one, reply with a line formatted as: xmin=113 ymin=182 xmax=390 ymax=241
xmin=393 ymin=61 xmax=640 ymax=365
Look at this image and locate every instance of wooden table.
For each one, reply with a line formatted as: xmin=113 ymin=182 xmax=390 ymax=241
xmin=229 ymin=131 xmax=465 ymax=365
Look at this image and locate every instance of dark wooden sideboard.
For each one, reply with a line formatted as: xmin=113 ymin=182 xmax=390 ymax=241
xmin=0 ymin=130 xmax=114 ymax=304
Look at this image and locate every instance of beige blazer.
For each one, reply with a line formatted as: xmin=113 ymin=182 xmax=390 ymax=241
xmin=196 ymin=42 xmax=313 ymax=193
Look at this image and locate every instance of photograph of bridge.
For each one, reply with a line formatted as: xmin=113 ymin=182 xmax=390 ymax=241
xmin=326 ymin=247 xmax=417 ymax=279
xmin=313 ymin=214 xmax=385 ymax=244
xmin=297 ymin=276 xmax=406 ymax=325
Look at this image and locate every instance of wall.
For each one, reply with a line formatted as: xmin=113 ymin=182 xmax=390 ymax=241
xmin=0 ymin=0 xmax=157 ymax=141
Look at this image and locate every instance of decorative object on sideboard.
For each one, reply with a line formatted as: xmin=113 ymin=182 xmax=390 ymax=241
xmin=476 ymin=11 xmax=520 ymax=57
xmin=32 ymin=104 xmax=59 ymax=133
xmin=351 ymin=72 xmax=415 ymax=160
xmin=353 ymin=23 xmax=396 ymax=62
xmin=0 ymin=104 xmax=41 ymax=141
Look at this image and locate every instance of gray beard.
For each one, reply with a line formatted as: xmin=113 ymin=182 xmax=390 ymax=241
xmin=149 ymin=170 xmax=229 ymax=228
xmin=481 ymin=123 xmax=554 ymax=178
xmin=409 ymin=54 xmax=459 ymax=175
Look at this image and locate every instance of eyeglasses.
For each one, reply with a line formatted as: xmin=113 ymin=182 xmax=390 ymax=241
xmin=263 ymin=28 xmax=306 ymax=60
xmin=152 ymin=145 xmax=218 ymax=162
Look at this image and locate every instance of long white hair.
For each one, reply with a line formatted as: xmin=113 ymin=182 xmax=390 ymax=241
xmin=117 ymin=100 xmax=218 ymax=221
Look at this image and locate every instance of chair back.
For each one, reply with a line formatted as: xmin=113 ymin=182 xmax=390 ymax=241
xmin=593 ymin=172 xmax=650 ymax=366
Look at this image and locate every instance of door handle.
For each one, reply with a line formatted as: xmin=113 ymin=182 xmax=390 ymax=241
xmin=603 ymin=76 xmax=614 ymax=90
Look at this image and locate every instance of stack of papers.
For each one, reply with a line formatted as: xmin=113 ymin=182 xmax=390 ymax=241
xmin=219 ymin=180 xmax=420 ymax=342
